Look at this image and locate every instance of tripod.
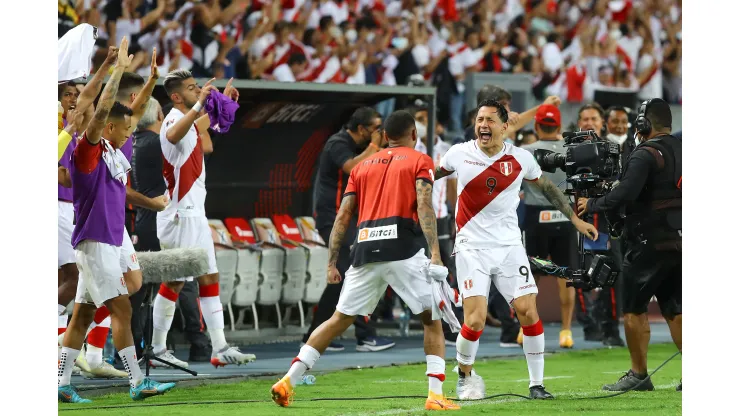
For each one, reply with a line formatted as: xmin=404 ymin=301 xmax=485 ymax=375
xmin=140 ymin=283 xmax=198 ymax=377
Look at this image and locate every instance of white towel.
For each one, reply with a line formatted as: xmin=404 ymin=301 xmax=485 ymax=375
xmin=424 ymin=262 xmax=462 ymax=333
xmin=58 ymin=24 xmax=98 ymax=83
xmin=102 ymin=140 xmax=131 ymax=185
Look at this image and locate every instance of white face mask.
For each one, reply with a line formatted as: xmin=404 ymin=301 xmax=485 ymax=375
xmin=329 ymin=26 xmax=342 ymax=39
xmin=440 ymin=27 xmax=451 ymax=41
xmin=537 ymin=36 xmax=547 ymax=48
xmin=415 ymin=121 xmax=427 ymax=141
xmin=345 ymin=29 xmax=357 ymax=43
xmin=606 ymin=133 xmax=628 ymax=145
xmin=610 ymin=29 xmax=622 ymax=40
xmin=366 ymin=32 xmax=375 ymax=43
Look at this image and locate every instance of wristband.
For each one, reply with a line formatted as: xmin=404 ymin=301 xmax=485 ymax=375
xmin=369 ymin=143 xmax=379 ymax=151
xmin=192 ymin=101 xmax=203 ymax=113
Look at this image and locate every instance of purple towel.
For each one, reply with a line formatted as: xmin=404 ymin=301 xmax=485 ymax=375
xmin=204 ymin=91 xmax=239 ymax=133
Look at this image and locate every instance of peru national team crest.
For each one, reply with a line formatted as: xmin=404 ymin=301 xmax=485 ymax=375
xmin=500 ymin=161 xmax=513 ymax=176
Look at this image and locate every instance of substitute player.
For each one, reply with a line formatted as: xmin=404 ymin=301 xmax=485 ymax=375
xmin=436 ymin=99 xmax=598 ymax=400
xmin=271 ymin=111 xmax=460 ymax=411
xmin=58 ymin=38 xmax=175 ymax=403
xmin=153 ymin=69 xmax=254 ymax=368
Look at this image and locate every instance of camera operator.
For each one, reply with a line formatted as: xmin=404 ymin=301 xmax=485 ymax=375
xmin=521 ymin=105 xmax=578 ymax=349
xmin=577 ymin=98 xmax=682 ymax=392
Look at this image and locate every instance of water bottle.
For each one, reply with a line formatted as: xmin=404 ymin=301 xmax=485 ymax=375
xmin=295 ymin=375 xmax=316 ymax=385
xmin=103 ymin=331 xmax=116 ymax=364
xmin=399 ymin=308 xmax=410 ymax=337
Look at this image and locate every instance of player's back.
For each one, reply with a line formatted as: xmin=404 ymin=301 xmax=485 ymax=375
xmin=345 ymin=146 xmax=434 ymax=267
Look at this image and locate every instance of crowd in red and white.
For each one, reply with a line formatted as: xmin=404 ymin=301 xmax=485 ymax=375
xmin=59 ymin=0 xmax=681 ymax=105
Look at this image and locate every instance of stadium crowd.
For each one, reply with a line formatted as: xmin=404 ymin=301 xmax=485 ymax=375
xmin=59 ymin=0 xmax=681 ymax=134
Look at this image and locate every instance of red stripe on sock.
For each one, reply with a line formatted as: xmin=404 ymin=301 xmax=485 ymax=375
xmin=158 ymin=284 xmax=180 ymax=302
xmin=87 ymin=326 xmax=109 ymax=348
xmin=428 ymin=373 xmax=446 ymax=382
xmin=58 ymin=328 xmax=66 ymax=335
xmin=460 ymin=324 xmax=483 ymax=341
xmin=93 ymin=306 xmax=110 ymax=324
xmin=291 ymin=357 xmax=303 ymax=367
xmin=522 ymin=320 xmax=544 ymax=337
xmin=199 ymin=283 xmax=220 ymax=298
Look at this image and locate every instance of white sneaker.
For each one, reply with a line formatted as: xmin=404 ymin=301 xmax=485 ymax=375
xmin=454 ymin=366 xmax=486 ymax=400
xmin=81 ymin=362 xmax=128 ymax=379
xmin=210 ymin=346 xmax=256 ymax=367
xmin=150 ymin=349 xmax=189 ymax=369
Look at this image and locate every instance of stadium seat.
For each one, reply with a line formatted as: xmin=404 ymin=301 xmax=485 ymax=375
xmin=253 ymin=217 xmax=307 ymax=328
xmin=207 ymin=219 xmax=238 ymax=332
xmin=223 ymin=217 xmax=263 ymax=331
xmin=293 ymin=216 xmax=329 ymax=304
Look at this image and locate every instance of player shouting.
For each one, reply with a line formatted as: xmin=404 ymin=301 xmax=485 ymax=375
xmin=435 ymin=99 xmax=598 ymax=400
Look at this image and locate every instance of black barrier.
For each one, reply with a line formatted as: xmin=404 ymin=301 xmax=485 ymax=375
xmin=144 ymin=80 xmax=436 ymax=219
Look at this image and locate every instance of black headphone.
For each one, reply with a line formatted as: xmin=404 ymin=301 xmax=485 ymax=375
xmin=635 ymin=98 xmax=667 ymax=136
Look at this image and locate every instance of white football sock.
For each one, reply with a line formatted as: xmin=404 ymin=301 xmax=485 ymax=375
xmin=456 ymin=324 xmax=483 ymax=367
xmin=285 ymin=345 xmax=320 ymax=387
xmin=58 ymin=347 xmax=80 ymax=387
xmin=426 ymin=355 xmax=446 ymax=395
xmin=152 ymin=293 xmax=177 ymax=353
xmin=119 ymin=346 xmax=144 ymax=389
xmin=522 ymin=321 xmax=545 ymax=387
xmin=199 ymin=295 xmax=227 ymax=351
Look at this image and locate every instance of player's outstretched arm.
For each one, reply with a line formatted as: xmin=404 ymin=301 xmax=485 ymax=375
xmin=533 ymin=175 xmax=599 ymax=241
xmin=75 ymin=46 xmax=117 ymax=118
xmin=86 ymin=37 xmax=133 ymax=145
xmin=416 ymin=179 xmax=443 ymax=265
xmin=126 ymin=188 xmax=169 ymax=212
xmin=327 ymin=194 xmax=357 ymax=284
xmin=128 ymin=48 xmax=159 ymax=134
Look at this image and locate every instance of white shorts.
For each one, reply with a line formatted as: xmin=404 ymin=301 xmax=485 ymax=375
xmin=336 ymin=249 xmax=433 ymax=317
xmin=58 ymin=201 xmax=76 ymax=268
xmin=455 ymin=245 xmax=538 ymax=306
xmin=74 ymin=229 xmax=139 ymax=307
xmin=157 ymin=215 xmax=218 ymax=282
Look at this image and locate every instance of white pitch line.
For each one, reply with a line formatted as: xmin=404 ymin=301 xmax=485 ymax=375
xmin=371 ymin=375 xmax=573 ymax=384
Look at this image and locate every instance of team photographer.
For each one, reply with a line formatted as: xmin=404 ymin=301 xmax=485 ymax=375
xmin=576 ymin=98 xmax=682 ymax=392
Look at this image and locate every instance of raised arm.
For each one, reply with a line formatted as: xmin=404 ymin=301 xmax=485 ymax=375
xmin=416 ymin=179 xmax=443 ymax=265
xmin=128 ymin=49 xmax=160 ymax=133
xmin=327 ymin=194 xmax=357 ymax=283
xmin=85 ymin=38 xmax=133 ymax=145
xmin=531 ymin=175 xmax=599 ymax=240
xmin=75 ymin=46 xmax=118 ymax=115
xmin=165 ymin=78 xmax=218 ymax=145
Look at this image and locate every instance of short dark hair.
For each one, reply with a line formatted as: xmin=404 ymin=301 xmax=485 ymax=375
xmin=347 ymin=107 xmax=381 ymax=131
xmin=163 ymin=69 xmax=193 ymax=96
xmin=605 ymin=106 xmax=629 ymax=121
xmin=383 ymin=110 xmax=416 ymax=141
xmin=288 ymin=53 xmax=307 ymax=66
xmin=319 ymin=16 xmax=334 ymax=31
xmin=645 ymin=99 xmax=672 ymax=131
xmin=109 ymin=101 xmax=133 ymax=121
xmin=274 ymin=21 xmax=290 ymax=34
xmin=477 ymin=85 xmax=511 ymax=105
xmin=116 ymin=72 xmax=146 ymax=101
xmin=578 ymin=102 xmax=605 ymax=121
xmin=476 ymin=99 xmax=509 ymax=123
xmin=537 ymin=124 xmax=558 ymax=134
xmin=58 ymin=81 xmax=77 ymax=100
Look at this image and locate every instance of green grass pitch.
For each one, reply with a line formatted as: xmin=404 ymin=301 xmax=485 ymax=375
xmin=59 ymin=343 xmax=682 ymax=415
